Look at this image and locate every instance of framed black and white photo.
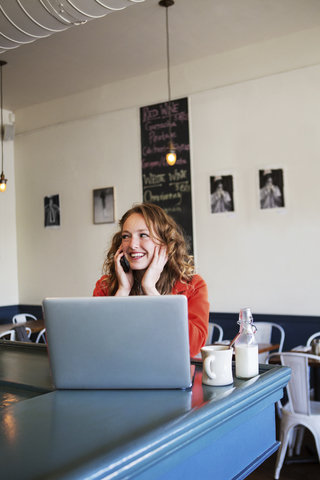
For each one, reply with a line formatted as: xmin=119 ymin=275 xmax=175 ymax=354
xmin=210 ymin=175 xmax=234 ymax=214
xmin=44 ymin=194 xmax=60 ymax=228
xmin=93 ymin=187 xmax=115 ymax=224
xmin=259 ymin=169 xmax=285 ymax=210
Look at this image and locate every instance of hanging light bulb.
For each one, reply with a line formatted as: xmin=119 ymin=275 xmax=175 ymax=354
xmin=166 ymin=141 xmax=176 ymax=166
xmin=0 ymin=60 xmax=7 ymax=193
xmin=0 ymin=173 xmax=7 ymax=192
xmin=159 ymin=0 xmax=176 ymax=166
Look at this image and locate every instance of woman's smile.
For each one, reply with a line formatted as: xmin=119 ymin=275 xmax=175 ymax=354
xmin=130 ymin=252 xmax=145 ymax=258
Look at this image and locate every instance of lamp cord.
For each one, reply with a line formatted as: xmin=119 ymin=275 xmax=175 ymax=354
xmin=165 ymin=5 xmax=172 ymax=141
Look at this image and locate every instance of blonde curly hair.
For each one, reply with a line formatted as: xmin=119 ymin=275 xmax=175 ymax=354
xmin=102 ymin=203 xmax=195 ymax=296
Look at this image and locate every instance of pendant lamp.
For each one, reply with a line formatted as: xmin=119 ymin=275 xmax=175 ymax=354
xmin=0 ymin=60 xmax=7 ymax=193
xmin=159 ymin=0 xmax=177 ymax=166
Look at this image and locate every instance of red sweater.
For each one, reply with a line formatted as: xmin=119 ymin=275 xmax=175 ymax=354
xmin=93 ymin=274 xmax=209 ymax=357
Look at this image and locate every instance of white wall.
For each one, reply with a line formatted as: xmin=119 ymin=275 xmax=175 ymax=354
xmin=14 ymin=108 xmax=142 ymax=302
xmin=191 ymin=67 xmax=320 ymax=315
xmin=0 ymin=110 xmax=18 ymax=306
xmin=8 ymin=29 xmax=320 ymax=316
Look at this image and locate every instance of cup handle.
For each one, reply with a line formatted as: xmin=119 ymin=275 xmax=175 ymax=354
xmin=204 ymin=355 xmax=216 ymax=380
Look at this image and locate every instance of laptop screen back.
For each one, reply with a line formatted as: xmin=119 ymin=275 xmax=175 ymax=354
xmin=42 ymin=295 xmax=191 ymax=389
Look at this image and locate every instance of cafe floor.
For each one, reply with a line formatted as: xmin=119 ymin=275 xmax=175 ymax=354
xmin=247 ymin=421 xmax=319 ymax=479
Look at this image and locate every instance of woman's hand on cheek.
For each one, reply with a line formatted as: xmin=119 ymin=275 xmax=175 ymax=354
xmin=141 ymin=245 xmax=168 ymax=296
xmin=114 ymin=248 xmax=134 ymax=296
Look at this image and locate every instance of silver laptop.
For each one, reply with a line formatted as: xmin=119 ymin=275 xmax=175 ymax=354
xmin=42 ymin=295 xmax=192 ymax=390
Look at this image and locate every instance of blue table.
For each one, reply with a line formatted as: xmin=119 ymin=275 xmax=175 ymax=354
xmin=0 ymin=341 xmax=290 ymax=480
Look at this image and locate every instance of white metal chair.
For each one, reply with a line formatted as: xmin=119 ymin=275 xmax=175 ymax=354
xmin=206 ymin=322 xmax=223 ymax=345
xmin=307 ymin=332 xmax=320 ymax=347
xmin=12 ymin=313 xmax=37 ymax=324
xmin=254 ymin=322 xmax=285 ymax=363
xmin=35 ymin=328 xmax=46 ymax=344
xmin=267 ymin=352 xmax=320 ymax=479
xmin=0 ymin=330 xmax=16 ymax=340
xmin=0 ymin=327 xmax=31 ymax=341
xmin=305 ymin=332 xmax=320 ymax=402
xmin=194 ymin=323 xmax=224 ymax=358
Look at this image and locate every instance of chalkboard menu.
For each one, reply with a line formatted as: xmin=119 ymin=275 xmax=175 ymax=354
xmin=140 ymin=97 xmax=194 ymax=253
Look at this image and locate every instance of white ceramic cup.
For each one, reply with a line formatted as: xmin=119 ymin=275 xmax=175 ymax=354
xmin=201 ymin=345 xmax=233 ymax=386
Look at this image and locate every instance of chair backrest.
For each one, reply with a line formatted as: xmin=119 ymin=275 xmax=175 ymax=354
xmin=267 ymin=352 xmax=320 ymax=415
xmin=12 ymin=313 xmax=37 ymax=324
xmin=0 ymin=330 xmax=16 ymax=340
xmin=36 ymin=328 xmax=46 ymax=344
xmin=254 ymin=322 xmax=285 ymax=352
xmin=0 ymin=328 xmax=31 ymax=341
xmin=206 ymin=323 xmax=223 ymax=345
xmin=307 ymin=331 xmax=320 ymax=347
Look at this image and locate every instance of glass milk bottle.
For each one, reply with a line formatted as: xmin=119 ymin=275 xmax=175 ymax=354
xmin=235 ymin=307 xmax=259 ymax=379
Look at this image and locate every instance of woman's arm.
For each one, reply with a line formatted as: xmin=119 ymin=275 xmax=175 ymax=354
xmin=174 ymin=275 xmax=210 ymax=357
xmin=188 ymin=276 xmax=210 ymax=357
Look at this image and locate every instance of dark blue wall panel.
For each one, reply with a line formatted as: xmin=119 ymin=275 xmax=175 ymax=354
xmin=0 ymin=305 xmax=43 ymax=324
xmin=210 ymin=312 xmax=320 ymax=351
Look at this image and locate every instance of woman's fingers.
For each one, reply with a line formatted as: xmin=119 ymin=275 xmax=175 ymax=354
xmin=153 ymin=244 xmax=168 ymax=268
xmin=114 ymin=248 xmax=133 ymax=294
xmin=140 ymin=245 xmax=168 ymax=295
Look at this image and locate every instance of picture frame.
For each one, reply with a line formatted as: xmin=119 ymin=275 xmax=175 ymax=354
xmin=210 ymin=174 xmax=235 ymax=214
xmin=259 ymin=168 xmax=285 ymax=210
xmin=44 ymin=194 xmax=60 ymax=228
xmin=93 ymin=187 xmax=115 ymax=224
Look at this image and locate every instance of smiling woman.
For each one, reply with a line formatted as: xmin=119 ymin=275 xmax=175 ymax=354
xmin=93 ymin=203 xmax=209 ymax=357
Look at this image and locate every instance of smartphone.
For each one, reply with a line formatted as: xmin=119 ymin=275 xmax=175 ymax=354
xmin=120 ymin=255 xmax=130 ymax=273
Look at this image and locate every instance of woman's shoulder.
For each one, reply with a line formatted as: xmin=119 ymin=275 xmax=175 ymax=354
xmin=191 ymin=274 xmax=207 ymax=286
xmin=93 ymin=275 xmax=109 ymax=296
xmin=173 ymin=274 xmax=207 ymax=294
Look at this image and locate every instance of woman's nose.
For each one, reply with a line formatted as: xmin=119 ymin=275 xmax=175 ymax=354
xmin=129 ymin=235 xmax=139 ymax=249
